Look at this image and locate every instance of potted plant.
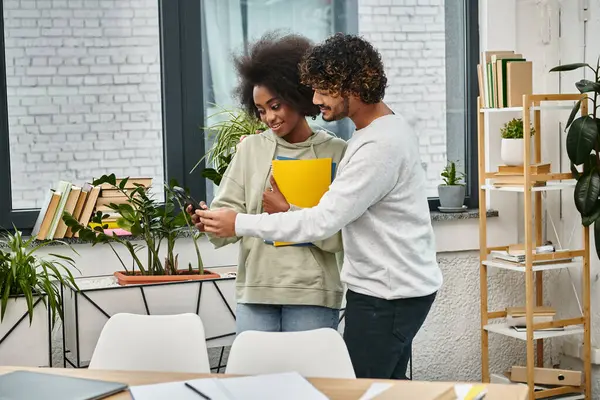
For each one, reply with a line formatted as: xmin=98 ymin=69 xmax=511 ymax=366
xmin=0 ymin=229 xmax=77 ymax=366
xmin=63 ymin=174 xmax=220 ymax=285
xmin=438 ymin=161 xmax=466 ymax=210
xmin=500 ymin=118 xmax=536 ymax=166
xmin=193 ymin=106 xmax=266 ymax=186
xmin=60 ymin=175 xmax=237 ymax=368
xmin=549 ymin=61 xmax=600 ymax=258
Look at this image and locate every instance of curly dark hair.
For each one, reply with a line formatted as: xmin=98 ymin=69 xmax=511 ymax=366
xmin=299 ymin=33 xmax=387 ymax=104
xmin=233 ymin=32 xmax=319 ymax=119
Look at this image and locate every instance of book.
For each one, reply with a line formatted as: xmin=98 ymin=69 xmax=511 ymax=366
xmin=75 ymin=184 xmax=101 ymax=237
xmin=507 ymin=61 xmax=533 ymax=107
xmin=497 ymin=163 xmax=551 ymax=175
xmin=65 ymin=188 xmax=89 ymax=238
xmin=46 ymin=181 xmax=72 ymax=239
xmin=31 ymin=189 xmax=54 ymax=238
xmin=97 ymin=177 xmax=152 ymax=190
xmin=270 ymin=157 xmax=333 ymax=247
xmin=34 ymin=190 xmax=61 ymax=240
xmin=54 ymin=186 xmax=82 ymax=239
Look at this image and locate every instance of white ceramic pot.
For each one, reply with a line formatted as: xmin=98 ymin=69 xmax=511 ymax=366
xmin=501 ymin=138 xmax=525 ymax=166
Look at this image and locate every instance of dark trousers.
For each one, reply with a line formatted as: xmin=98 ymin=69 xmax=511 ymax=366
xmin=343 ymin=289 xmax=436 ymax=379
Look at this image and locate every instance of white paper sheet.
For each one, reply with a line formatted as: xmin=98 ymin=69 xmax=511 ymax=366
xmin=186 ymin=372 xmax=328 ymax=400
xmin=130 ymin=372 xmax=327 ymax=400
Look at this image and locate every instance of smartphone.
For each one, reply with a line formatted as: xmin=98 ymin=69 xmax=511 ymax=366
xmin=172 ymin=186 xmax=203 ymax=212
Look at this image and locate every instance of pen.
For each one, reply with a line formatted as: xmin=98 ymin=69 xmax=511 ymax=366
xmin=184 ymin=382 xmax=212 ymax=400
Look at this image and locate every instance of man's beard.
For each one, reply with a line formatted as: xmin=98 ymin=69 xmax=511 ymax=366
xmin=322 ymin=97 xmax=349 ymax=122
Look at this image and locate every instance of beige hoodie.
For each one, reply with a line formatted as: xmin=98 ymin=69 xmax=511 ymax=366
xmin=208 ymin=129 xmax=347 ymax=309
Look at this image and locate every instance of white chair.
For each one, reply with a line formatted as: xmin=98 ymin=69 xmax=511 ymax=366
xmin=225 ymin=328 xmax=356 ymax=378
xmin=88 ymin=313 xmax=210 ymax=373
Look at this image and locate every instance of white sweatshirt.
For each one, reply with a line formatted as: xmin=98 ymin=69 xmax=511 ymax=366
xmin=236 ymin=114 xmax=443 ymax=300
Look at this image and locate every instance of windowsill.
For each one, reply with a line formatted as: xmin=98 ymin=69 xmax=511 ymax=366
xmin=430 ymin=208 xmax=499 ymax=222
xmin=2 ymin=209 xmax=499 ymax=251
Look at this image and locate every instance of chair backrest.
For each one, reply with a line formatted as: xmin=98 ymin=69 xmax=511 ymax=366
xmin=225 ymin=328 xmax=355 ymax=378
xmin=88 ymin=313 xmax=210 ymax=373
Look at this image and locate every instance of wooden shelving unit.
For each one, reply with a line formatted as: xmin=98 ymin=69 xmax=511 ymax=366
xmin=478 ymin=93 xmax=591 ymax=400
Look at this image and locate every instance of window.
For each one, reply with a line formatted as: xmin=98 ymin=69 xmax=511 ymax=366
xmin=0 ymin=0 xmax=478 ymax=231
xmin=358 ymin=0 xmax=479 ymax=209
xmin=200 ymin=0 xmax=358 ymax=203
xmin=0 ymin=0 xmax=166 ymax=230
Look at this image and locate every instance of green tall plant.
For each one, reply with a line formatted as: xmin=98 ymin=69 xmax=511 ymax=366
xmin=500 ymin=118 xmax=536 ymax=139
xmin=62 ymin=175 xmax=204 ymax=276
xmin=0 ymin=229 xmax=78 ymax=325
xmin=549 ymin=60 xmax=600 ymax=258
xmin=193 ymin=106 xmax=266 ymax=185
xmin=440 ymin=161 xmax=465 ymax=186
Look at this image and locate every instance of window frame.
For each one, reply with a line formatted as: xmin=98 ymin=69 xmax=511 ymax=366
xmin=0 ymin=0 xmax=478 ymax=231
xmin=429 ymin=0 xmax=480 ymax=211
xmin=0 ymin=0 xmax=207 ymax=232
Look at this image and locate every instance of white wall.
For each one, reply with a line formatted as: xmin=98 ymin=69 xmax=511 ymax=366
xmin=483 ymin=0 xmax=600 ymax=393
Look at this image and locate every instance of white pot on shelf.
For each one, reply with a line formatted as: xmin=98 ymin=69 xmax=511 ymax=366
xmin=500 ymin=138 xmax=529 ymax=166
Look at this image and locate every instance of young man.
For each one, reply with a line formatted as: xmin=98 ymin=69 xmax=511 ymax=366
xmin=194 ymin=33 xmax=443 ymax=380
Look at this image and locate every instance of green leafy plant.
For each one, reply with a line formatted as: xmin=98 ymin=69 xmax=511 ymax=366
xmin=62 ymin=174 xmax=204 ymax=276
xmin=440 ymin=161 xmax=466 ymax=186
xmin=500 ymin=118 xmax=536 ymax=139
xmin=193 ymin=105 xmax=266 ymax=186
xmin=0 ymin=229 xmax=78 ymax=325
xmin=549 ymin=60 xmax=600 ymax=258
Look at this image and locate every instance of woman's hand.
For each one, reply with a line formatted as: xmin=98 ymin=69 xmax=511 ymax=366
xmin=186 ymin=202 xmax=209 ymax=231
xmin=262 ymin=175 xmax=290 ymax=214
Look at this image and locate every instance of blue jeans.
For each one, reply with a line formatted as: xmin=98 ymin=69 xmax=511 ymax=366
xmin=236 ymin=303 xmax=340 ymax=334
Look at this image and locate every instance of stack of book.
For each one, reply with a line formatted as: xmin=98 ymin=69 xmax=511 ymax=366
xmin=31 ymin=177 xmax=152 ymax=240
xmin=91 ymin=178 xmax=152 ymax=233
xmin=492 ymin=163 xmax=550 ymax=187
xmin=505 ymin=306 xmax=557 ymax=330
xmin=31 ymin=181 xmax=101 ymax=240
xmin=478 ymin=50 xmax=532 ymax=108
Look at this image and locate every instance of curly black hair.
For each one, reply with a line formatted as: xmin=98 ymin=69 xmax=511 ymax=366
xmin=299 ymin=33 xmax=387 ymax=104
xmin=233 ymin=32 xmax=319 ymax=120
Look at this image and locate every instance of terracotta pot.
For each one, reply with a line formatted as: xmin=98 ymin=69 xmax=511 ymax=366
xmin=114 ymin=269 xmax=221 ymax=285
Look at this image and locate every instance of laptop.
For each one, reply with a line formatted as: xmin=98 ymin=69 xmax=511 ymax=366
xmin=0 ymin=370 xmax=128 ymax=400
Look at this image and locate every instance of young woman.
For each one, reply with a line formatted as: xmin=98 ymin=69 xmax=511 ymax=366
xmin=205 ymin=33 xmax=346 ymax=333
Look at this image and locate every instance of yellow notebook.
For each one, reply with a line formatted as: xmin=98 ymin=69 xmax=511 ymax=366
xmin=271 ymin=158 xmax=332 ymax=246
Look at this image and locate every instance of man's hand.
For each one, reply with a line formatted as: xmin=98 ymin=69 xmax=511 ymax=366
xmin=186 ymin=202 xmax=209 ymax=231
xmin=197 ymin=208 xmax=238 ymax=237
xmin=262 ymin=175 xmax=290 ymax=214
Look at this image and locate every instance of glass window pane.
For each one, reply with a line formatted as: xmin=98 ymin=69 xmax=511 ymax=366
xmin=201 ymin=0 xmax=342 ymax=203
xmin=4 ymin=0 xmax=165 ymax=210
xmin=359 ymin=0 xmax=465 ymax=198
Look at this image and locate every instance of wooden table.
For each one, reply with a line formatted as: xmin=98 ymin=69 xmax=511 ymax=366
xmin=0 ymin=366 xmax=529 ymax=399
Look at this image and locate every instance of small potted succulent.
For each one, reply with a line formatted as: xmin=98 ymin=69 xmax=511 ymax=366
xmin=438 ymin=161 xmax=466 ymax=210
xmin=500 ymin=118 xmax=535 ymax=166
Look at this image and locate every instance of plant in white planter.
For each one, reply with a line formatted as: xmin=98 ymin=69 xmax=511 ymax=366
xmin=438 ymin=161 xmax=466 ymax=210
xmin=500 ymin=118 xmax=535 ymax=166
xmin=0 ymin=229 xmax=77 ymax=366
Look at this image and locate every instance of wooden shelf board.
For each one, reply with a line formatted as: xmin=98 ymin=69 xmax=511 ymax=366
xmin=482 ymin=181 xmax=576 ymax=192
xmin=480 ymin=104 xmax=577 ymax=113
xmin=482 ymin=259 xmax=582 ymax=272
xmin=483 ymin=323 xmax=584 ymax=340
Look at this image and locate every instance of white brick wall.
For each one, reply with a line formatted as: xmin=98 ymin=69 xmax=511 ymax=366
xmin=358 ymin=0 xmax=447 ymax=197
xmin=5 ymin=0 xmax=164 ymax=209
